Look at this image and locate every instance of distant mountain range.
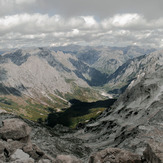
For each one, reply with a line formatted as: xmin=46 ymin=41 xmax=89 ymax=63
xmin=50 ymin=45 xmax=157 ymax=95
xmin=0 ymin=45 xmax=159 ymax=122
xmin=51 ymin=45 xmax=156 ymax=75
xmin=105 ymin=49 xmax=163 ymax=94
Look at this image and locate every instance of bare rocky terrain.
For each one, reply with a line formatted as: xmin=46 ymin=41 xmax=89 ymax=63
xmin=0 ymin=46 xmax=162 ymax=162
xmin=76 ymin=66 xmax=163 ymax=162
xmin=0 ymin=66 xmax=162 ymax=162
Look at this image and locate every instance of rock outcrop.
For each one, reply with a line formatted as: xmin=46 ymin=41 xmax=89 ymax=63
xmin=55 ymin=155 xmax=82 ymax=163
xmin=89 ymin=148 xmax=142 ymax=163
xmin=143 ymin=143 xmax=163 ymax=163
xmin=0 ymin=118 xmax=31 ymax=141
xmin=75 ymin=67 xmax=163 ymax=162
xmin=0 ymin=118 xmax=54 ymax=162
xmin=0 ymin=116 xmax=84 ymax=163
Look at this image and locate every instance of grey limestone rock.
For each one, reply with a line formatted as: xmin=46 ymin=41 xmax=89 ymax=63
xmin=10 ymin=149 xmax=34 ymax=163
xmin=55 ymin=154 xmax=82 ymax=163
xmin=0 ymin=118 xmax=31 ymax=141
xmin=0 ymin=117 xmax=55 ymax=162
xmin=143 ymin=143 xmax=163 ymax=163
xmin=89 ymin=148 xmax=142 ymax=163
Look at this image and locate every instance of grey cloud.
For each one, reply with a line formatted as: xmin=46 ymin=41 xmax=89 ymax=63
xmin=1 ymin=0 xmax=163 ymax=20
xmin=29 ymin=0 xmax=161 ymax=21
xmin=0 ymin=13 xmax=163 ymax=48
xmin=0 ymin=0 xmax=163 ymax=48
xmin=33 ymin=0 xmax=163 ymax=20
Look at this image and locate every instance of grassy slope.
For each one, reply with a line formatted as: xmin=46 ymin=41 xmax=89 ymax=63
xmin=0 ymin=83 xmax=108 ymax=125
xmin=0 ymin=96 xmax=50 ymax=121
xmin=47 ymin=99 xmax=116 ymax=128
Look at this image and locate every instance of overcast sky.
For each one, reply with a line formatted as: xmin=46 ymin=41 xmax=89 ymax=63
xmin=0 ymin=0 xmax=163 ymax=48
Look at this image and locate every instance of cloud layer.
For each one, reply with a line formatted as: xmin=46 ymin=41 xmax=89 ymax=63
xmin=0 ymin=0 xmax=163 ymax=48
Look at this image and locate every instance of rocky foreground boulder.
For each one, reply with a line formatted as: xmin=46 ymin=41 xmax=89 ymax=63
xmin=89 ymin=148 xmax=142 ymax=163
xmin=0 ymin=116 xmax=162 ymax=163
xmin=0 ymin=118 xmax=31 ymax=141
xmin=0 ymin=118 xmax=53 ymax=162
xmin=0 ymin=118 xmax=82 ymax=163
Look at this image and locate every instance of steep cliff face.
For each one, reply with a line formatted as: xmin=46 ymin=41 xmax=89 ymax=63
xmin=75 ymin=66 xmax=163 ymax=162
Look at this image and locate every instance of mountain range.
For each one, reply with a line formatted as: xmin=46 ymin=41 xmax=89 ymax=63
xmin=0 ymin=46 xmax=156 ymax=122
xmin=0 ymin=45 xmax=162 ymax=162
xmin=51 ymin=45 xmax=156 ymax=75
xmin=0 ymin=47 xmax=107 ymax=121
